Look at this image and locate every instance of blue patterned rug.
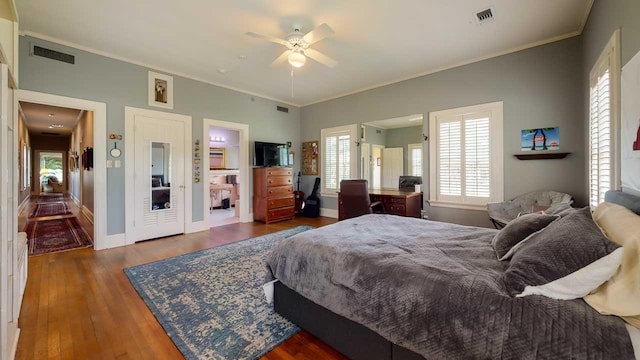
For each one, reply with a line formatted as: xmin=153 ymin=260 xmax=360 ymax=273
xmin=124 ymin=226 xmax=313 ymax=360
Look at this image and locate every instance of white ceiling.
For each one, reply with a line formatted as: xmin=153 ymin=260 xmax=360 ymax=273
xmin=16 ymin=0 xmax=592 ymax=106
xmin=20 ymin=101 xmax=81 ymax=135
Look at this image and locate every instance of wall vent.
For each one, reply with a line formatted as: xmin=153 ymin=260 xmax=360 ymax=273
xmin=32 ymin=45 xmax=75 ymax=64
xmin=41 ymin=132 xmax=61 ymax=136
xmin=376 ymin=129 xmax=382 ymax=134
xmin=475 ymin=7 xmax=495 ymax=24
xmin=276 ymin=106 xmax=289 ymax=113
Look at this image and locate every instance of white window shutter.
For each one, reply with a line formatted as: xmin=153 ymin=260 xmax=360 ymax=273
xmin=438 ymin=119 xmax=462 ymax=197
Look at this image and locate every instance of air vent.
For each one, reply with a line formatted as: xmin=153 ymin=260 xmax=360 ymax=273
xmin=475 ymin=7 xmax=495 ymax=24
xmin=41 ymin=132 xmax=61 ymax=136
xmin=276 ymin=106 xmax=289 ymax=113
xmin=32 ymin=45 xmax=75 ymax=64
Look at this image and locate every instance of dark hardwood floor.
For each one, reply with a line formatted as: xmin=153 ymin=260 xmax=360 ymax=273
xmin=16 ymin=202 xmax=345 ymax=360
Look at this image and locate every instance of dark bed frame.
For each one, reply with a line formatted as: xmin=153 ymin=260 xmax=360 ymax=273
xmin=273 ymin=190 xmax=640 ymax=360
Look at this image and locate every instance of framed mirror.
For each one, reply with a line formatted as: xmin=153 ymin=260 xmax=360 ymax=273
xmin=360 ymin=114 xmax=424 ymax=190
xmin=151 ymin=142 xmax=172 ymax=211
xmin=210 ymin=147 xmax=226 ymax=169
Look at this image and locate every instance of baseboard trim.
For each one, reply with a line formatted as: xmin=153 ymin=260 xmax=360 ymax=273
xmin=17 ymin=196 xmax=29 ymax=215
xmin=186 ymin=220 xmax=209 ymax=234
xmin=81 ymin=205 xmax=94 ymax=224
xmin=320 ymin=208 xmax=338 ymax=219
xmin=71 ymin=194 xmax=81 ymax=208
xmin=241 ymin=212 xmax=254 ymax=223
xmin=99 ymin=233 xmax=126 ymax=250
xmin=8 ymin=326 xmax=19 ymax=360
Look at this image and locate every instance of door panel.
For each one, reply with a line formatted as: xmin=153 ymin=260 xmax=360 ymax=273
xmin=382 ymin=147 xmax=403 ymax=189
xmin=134 ymin=115 xmax=185 ymax=241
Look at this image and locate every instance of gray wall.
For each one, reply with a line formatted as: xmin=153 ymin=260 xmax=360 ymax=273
xmin=385 ymin=126 xmax=423 ymax=175
xmin=301 ymin=37 xmax=584 ymax=227
xmin=362 ymin=124 xmax=386 ymax=145
xmin=582 ymin=0 xmax=640 ymax=194
xmin=20 ymin=35 xmax=300 ymax=235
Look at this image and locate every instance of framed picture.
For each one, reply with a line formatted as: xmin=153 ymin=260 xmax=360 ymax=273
xmin=520 ymin=127 xmax=559 ymax=151
xmin=148 ymin=71 xmax=174 ymax=109
xmin=301 ymin=141 xmax=319 ymax=175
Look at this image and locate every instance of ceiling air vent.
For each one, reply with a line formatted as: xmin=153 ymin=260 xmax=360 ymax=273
xmin=276 ymin=106 xmax=289 ymax=113
xmin=32 ymin=45 xmax=75 ymax=64
xmin=41 ymin=132 xmax=61 ymax=136
xmin=475 ymin=7 xmax=495 ymax=24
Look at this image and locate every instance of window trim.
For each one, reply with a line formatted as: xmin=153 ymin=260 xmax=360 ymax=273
xmin=428 ymin=101 xmax=504 ymax=210
xmin=320 ymin=124 xmax=358 ymax=198
xmin=407 ymin=143 xmax=423 ymax=177
xmin=589 ymin=29 xmax=621 ymax=208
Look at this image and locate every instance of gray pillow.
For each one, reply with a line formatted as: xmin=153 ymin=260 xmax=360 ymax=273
xmin=491 ymin=213 xmax=559 ymax=260
xmin=502 ymin=207 xmax=623 ymax=299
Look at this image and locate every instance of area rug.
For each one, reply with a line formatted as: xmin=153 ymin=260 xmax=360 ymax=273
xmin=36 ymin=194 xmax=65 ymax=203
xmin=29 ymin=202 xmax=72 ymax=218
xmin=26 ymin=217 xmax=93 ymax=255
xmin=124 ymin=226 xmax=313 ymax=360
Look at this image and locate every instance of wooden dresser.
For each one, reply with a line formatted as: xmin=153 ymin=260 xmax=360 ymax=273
xmin=253 ymin=167 xmax=295 ymax=223
xmin=338 ymin=189 xmax=422 ymax=220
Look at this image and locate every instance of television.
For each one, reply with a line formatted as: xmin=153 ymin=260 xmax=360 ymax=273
xmin=254 ymin=141 xmax=289 ymax=167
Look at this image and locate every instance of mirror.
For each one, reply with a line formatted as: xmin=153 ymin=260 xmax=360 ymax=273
xmin=210 ymin=147 xmax=226 ymax=169
xmin=151 ymin=142 xmax=172 ymax=211
xmin=361 ymin=114 xmax=424 ymax=191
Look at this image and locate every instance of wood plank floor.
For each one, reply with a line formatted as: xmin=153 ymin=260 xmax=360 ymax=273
xmin=16 ymin=201 xmax=346 ymax=360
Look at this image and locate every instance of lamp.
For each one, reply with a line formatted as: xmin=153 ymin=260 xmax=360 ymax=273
xmin=288 ymin=52 xmax=306 ymax=68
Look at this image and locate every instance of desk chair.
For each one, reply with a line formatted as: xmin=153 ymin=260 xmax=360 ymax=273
xmin=339 ymin=180 xmax=385 ymax=220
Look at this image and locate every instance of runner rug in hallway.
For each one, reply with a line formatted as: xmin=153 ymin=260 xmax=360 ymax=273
xmin=124 ymin=226 xmax=314 ymax=360
xmin=29 ymin=201 xmax=72 ymax=218
xmin=26 ymin=217 xmax=93 ymax=255
xmin=36 ymin=193 xmax=65 ymax=203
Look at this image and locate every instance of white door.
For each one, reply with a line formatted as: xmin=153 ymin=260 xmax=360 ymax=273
xmin=133 ymin=115 xmax=185 ymax=241
xmin=382 ymin=147 xmax=403 ymax=189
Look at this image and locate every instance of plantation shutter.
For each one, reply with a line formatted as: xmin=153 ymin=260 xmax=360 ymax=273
xmin=410 ymin=145 xmax=422 ymax=177
xmin=464 ymin=113 xmax=491 ymax=199
xmin=438 ymin=118 xmax=462 ymax=198
xmin=589 ymin=61 xmax=612 ymax=207
xmin=325 ymin=135 xmax=338 ymax=190
xmin=321 ymin=125 xmax=356 ymax=194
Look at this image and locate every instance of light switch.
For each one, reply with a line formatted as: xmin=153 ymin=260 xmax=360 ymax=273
xmin=115 ymin=160 xmax=122 ymax=168
xmin=106 ymin=160 xmax=113 ymax=168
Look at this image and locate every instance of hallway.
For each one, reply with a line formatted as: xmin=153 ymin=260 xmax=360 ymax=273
xmin=19 ymin=194 xmax=94 ymax=255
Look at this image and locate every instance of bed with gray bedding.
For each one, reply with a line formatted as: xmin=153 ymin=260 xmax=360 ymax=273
xmin=266 ymin=214 xmax=636 ymax=359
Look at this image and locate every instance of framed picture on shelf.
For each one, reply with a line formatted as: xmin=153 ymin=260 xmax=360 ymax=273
xmin=148 ymin=71 xmax=174 ymax=109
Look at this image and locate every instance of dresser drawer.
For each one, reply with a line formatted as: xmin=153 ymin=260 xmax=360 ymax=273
xmin=268 ymin=207 xmax=294 ymax=221
xmin=267 ymin=176 xmax=293 ymax=187
xmin=387 ymin=204 xmax=405 ymax=215
xmin=386 ymin=197 xmax=406 ymax=205
xmin=267 ymin=185 xmax=293 ymax=196
xmin=268 ymin=196 xmax=294 ymax=209
xmin=267 ymin=168 xmax=293 ymax=177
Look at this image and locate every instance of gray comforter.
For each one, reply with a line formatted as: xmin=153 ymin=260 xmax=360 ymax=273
xmin=266 ymin=214 xmax=635 ymax=359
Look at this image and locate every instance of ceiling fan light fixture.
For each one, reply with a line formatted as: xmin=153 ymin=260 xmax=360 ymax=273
xmin=288 ymin=52 xmax=306 ymax=68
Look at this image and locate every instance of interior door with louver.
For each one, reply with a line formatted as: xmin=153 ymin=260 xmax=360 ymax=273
xmin=134 ymin=115 xmax=185 ymax=241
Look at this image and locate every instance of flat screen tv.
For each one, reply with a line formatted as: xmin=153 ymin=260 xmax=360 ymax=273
xmin=254 ymin=141 xmax=289 ymax=167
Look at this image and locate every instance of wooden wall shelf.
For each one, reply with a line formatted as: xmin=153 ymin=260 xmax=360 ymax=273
xmin=514 ymin=152 xmax=571 ymax=160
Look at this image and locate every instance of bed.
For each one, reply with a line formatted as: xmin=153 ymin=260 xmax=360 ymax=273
xmin=266 ymin=190 xmax=640 ymax=360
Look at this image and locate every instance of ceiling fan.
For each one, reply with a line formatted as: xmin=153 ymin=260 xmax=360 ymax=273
xmin=246 ymin=23 xmax=338 ymax=69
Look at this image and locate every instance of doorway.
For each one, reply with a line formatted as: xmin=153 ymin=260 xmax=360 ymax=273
xmin=208 ymin=126 xmax=241 ymax=227
xmin=18 ymin=101 xmax=95 ymax=255
xmin=371 ymin=144 xmax=384 ymax=189
xmin=203 ymin=118 xmax=251 ymax=226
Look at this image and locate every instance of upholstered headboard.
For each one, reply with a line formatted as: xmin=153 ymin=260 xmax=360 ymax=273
xmin=605 ymin=190 xmax=640 ymax=215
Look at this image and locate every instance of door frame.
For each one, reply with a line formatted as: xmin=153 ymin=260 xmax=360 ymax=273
xmin=203 ymin=118 xmax=251 ymax=223
xmin=124 ymin=107 xmax=193 ymax=245
xmin=17 ymin=90 xmax=107 ymax=250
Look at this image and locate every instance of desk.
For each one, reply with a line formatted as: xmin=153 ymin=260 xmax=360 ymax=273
xmin=338 ymin=189 xmax=422 ymax=220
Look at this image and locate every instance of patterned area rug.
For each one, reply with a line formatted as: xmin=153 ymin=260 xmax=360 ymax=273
xmin=125 ymin=226 xmax=313 ymax=360
xmin=29 ymin=202 xmax=72 ymax=218
xmin=36 ymin=194 xmax=66 ymax=203
xmin=26 ymin=217 xmax=93 ymax=255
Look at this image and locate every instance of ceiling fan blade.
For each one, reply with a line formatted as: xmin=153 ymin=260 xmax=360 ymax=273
xmin=245 ymin=32 xmax=289 ymax=46
xmin=270 ymin=50 xmax=291 ymax=67
xmin=304 ymin=48 xmax=338 ymax=68
xmin=302 ymin=23 xmax=335 ymax=45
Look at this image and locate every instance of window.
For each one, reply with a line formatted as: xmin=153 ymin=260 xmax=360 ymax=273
xmin=408 ymin=143 xmax=423 ymax=177
xmin=589 ymin=30 xmax=620 ymax=207
xmin=321 ymin=124 xmax=358 ymax=196
xmin=429 ymin=102 xmax=503 ymax=209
